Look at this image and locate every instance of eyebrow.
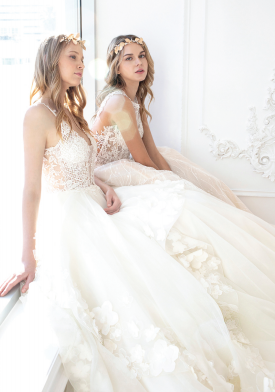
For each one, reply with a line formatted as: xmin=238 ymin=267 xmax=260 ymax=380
xmin=69 ymin=50 xmax=84 ymax=59
xmin=123 ymin=50 xmax=145 ymax=57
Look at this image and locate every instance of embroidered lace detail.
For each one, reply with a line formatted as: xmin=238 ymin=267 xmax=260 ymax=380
xmin=128 ymin=180 xmax=275 ymax=386
xmin=165 ymin=227 xmax=275 ymax=384
xmin=93 ymin=90 xmax=144 ymax=167
xmin=42 ymin=111 xmax=98 ymax=193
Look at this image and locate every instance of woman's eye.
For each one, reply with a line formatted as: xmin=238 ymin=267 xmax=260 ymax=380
xmin=140 ymin=54 xmax=145 ymax=58
xmin=126 ymin=57 xmax=132 ymax=61
xmin=70 ymin=55 xmax=76 ymax=60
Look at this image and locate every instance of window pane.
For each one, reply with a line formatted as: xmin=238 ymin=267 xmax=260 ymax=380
xmin=0 ymin=0 xmax=79 ymax=277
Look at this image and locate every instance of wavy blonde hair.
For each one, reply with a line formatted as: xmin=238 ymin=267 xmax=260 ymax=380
xmin=30 ymin=34 xmax=89 ymax=138
xmin=95 ymin=34 xmax=155 ymax=121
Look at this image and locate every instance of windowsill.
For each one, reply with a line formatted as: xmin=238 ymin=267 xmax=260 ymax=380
xmin=0 ymin=296 xmax=68 ymax=392
xmin=0 ymin=283 xmax=20 ymax=325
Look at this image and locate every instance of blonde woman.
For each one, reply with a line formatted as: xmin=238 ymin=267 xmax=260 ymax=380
xmin=1 ymin=34 xmax=275 ymax=392
xmin=91 ymin=34 xmax=275 ymax=386
xmin=93 ymin=35 xmax=249 ymax=212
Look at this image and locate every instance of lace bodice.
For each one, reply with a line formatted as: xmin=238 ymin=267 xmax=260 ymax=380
xmin=92 ymin=90 xmax=144 ymax=167
xmin=41 ymin=104 xmax=97 ymax=193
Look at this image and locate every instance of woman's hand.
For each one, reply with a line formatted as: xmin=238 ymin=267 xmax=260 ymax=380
xmin=0 ymin=261 xmax=36 ymax=297
xmin=104 ymin=187 xmax=122 ymax=215
xmin=94 ymin=175 xmax=122 ymax=215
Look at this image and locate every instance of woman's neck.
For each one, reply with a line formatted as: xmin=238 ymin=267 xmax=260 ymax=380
xmin=42 ymin=86 xmax=67 ymax=106
xmin=123 ymin=84 xmax=138 ymax=102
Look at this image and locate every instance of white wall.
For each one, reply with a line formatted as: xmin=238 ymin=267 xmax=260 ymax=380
xmin=94 ymin=0 xmax=185 ymax=150
xmin=187 ymin=0 xmax=275 ymax=222
xmin=92 ymin=0 xmax=275 ymax=224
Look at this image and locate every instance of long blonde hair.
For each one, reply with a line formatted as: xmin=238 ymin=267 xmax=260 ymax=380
xmin=30 ymin=34 xmax=89 ymax=138
xmin=95 ymin=34 xmax=155 ymax=121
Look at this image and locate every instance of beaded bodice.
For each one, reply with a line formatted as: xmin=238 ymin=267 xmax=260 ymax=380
xmin=92 ymin=90 xmax=144 ymax=167
xmin=41 ymin=104 xmax=97 ymax=193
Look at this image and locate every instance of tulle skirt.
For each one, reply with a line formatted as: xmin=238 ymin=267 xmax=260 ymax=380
xmin=21 ymin=180 xmax=275 ymax=392
xmin=94 ymin=147 xmax=250 ymax=212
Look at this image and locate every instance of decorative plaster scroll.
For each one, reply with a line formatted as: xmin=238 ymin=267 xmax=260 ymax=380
xmin=200 ymin=71 xmax=275 ymax=182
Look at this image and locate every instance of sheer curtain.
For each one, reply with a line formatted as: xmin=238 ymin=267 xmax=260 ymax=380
xmin=0 ymin=0 xmax=79 ymax=279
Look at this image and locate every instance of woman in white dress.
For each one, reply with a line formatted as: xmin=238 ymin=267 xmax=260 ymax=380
xmin=0 ymin=34 xmax=274 ymax=392
xmin=91 ymin=34 xmax=275 ymax=385
xmin=93 ymin=35 xmax=249 ymax=212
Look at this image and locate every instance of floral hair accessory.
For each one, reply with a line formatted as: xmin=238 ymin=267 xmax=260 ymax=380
xmin=60 ymin=33 xmax=86 ymax=50
xmin=112 ymin=37 xmax=144 ymax=55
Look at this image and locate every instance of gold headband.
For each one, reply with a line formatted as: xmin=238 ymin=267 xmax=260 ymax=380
xmin=111 ymin=37 xmax=144 ymax=55
xmin=60 ymin=33 xmax=86 ymax=50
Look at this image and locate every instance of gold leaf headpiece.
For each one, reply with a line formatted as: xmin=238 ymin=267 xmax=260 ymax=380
xmin=111 ymin=37 xmax=144 ymax=55
xmin=60 ymin=33 xmax=86 ymax=50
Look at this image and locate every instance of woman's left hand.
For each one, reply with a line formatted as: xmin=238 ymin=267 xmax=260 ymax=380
xmin=104 ymin=187 xmax=122 ymax=215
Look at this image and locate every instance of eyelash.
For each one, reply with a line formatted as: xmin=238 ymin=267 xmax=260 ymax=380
xmin=70 ymin=55 xmax=84 ymax=64
xmin=126 ymin=54 xmax=145 ymax=61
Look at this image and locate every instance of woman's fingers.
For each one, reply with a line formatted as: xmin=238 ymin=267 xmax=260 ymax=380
xmin=21 ymin=273 xmax=35 ymax=293
xmin=104 ymin=190 xmax=122 ymax=214
xmin=105 ymin=192 xmax=113 ymax=208
xmin=105 ymin=201 xmax=121 ymax=214
xmin=0 ymin=273 xmax=26 ymax=296
xmin=0 ymin=275 xmax=15 ymax=293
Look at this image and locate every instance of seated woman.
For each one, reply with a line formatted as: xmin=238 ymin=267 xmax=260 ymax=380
xmin=92 ymin=34 xmax=249 ymax=212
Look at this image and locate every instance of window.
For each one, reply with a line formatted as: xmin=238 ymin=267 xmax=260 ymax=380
xmin=0 ymin=0 xmax=80 ymax=293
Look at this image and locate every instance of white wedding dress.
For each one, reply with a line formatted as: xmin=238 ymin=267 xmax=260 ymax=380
xmin=21 ymin=103 xmax=275 ymax=392
xmin=93 ymin=90 xmax=249 ymax=212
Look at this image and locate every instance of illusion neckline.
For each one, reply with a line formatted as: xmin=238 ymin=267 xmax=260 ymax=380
xmin=44 ymin=125 xmax=94 ymax=152
xmin=37 ymin=102 xmax=94 ymax=151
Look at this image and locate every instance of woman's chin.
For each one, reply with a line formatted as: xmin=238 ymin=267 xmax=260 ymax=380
xmin=135 ymin=73 xmax=147 ymax=81
xmin=68 ymin=81 xmax=81 ymax=88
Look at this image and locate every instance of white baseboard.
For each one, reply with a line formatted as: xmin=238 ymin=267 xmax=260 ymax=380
xmin=233 ymin=190 xmax=275 ymax=197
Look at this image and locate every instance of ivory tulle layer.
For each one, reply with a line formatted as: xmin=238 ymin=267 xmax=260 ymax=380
xmin=94 ymin=147 xmax=250 ymax=212
xmin=21 ymin=180 xmax=275 ymax=392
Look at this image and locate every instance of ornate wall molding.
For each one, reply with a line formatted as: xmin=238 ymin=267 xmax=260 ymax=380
xmin=200 ymin=70 xmax=275 ymax=182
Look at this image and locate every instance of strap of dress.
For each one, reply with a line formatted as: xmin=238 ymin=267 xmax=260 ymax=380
xmin=96 ymin=90 xmax=136 ymax=120
xmin=38 ymin=102 xmax=57 ymax=116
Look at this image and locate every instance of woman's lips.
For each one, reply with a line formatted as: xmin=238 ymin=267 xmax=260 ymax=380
xmin=135 ymin=70 xmax=144 ymax=74
xmin=75 ymin=73 xmax=82 ymax=77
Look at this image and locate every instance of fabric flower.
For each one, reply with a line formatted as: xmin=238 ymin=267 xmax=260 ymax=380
xmin=92 ymin=301 xmax=118 ymax=335
xmin=207 ymin=257 xmax=220 ymax=270
xmin=148 ymin=339 xmax=179 ymax=376
xmin=130 ymin=345 xmax=145 ymax=364
xmin=209 ymin=284 xmax=223 ymax=299
xmin=167 ymin=230 xmax=181 ymax=242
xmin=117 ymin=348 xmax=130 ymax=367
xmin=143 ymin=325 xmax=160 ymax=342
xmin=78 ymin=382 xmax=89 ymax=392
xmin=78 ymin=343 xmax=92 ymax=361
xmin=172 ymin=241 xmax=187 ymax=254
xmin=70 ymin=360 xmax=90 ymax=379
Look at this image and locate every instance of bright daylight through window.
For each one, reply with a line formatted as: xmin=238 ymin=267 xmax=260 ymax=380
xmin=0 ymin=0 xmax=78 ymax=278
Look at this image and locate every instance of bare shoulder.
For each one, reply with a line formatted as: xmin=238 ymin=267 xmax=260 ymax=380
xmin=104 ymin=93 xmax=135 ymax=116
xmin=23 ymin=104 xmax=55 ymax=138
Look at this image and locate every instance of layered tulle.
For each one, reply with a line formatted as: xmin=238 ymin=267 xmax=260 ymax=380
xmin=21 ymin=181 xmax=275 ymax=392
xmin=94 ymin=148 xmax=250 ymax=212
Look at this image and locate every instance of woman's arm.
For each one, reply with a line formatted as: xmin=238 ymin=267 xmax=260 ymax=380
xmin=141 ymin=111 xmax=172 ymax=171
xmin=0 ymin=106 xmax=49 ymax=296
xmin=93 ymin=95 xmax=159 ymax=170
xmin=94 ymin=176 xmax=121 ymax=215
